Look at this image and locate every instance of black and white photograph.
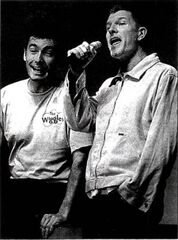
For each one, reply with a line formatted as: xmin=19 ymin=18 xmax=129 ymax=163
xmin=0 ymin=0 xmax=177 ymax=239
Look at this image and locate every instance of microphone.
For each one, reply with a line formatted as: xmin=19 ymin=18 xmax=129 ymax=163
xmin=67 ymin=41 xmax=102 ymax=64
xmin=90 ymin=41 xmax=102 ymax=50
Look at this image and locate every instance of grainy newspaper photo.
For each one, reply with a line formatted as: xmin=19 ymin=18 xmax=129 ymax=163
xmin=0 ymin=0 xmax=177 ymax=239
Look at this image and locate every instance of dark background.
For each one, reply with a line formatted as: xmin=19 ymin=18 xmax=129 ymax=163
xmin=1 ymin=0 xmax=177 ymax=231
xmin=1 ymin=0 xmax=177 ymax=95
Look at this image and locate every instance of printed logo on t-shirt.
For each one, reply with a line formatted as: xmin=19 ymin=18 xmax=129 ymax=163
xmin=42 ymin=109 xmax=64 ymax=127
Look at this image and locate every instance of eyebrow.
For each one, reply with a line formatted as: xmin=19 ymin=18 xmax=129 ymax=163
xmin=28 ymin=44 xmax=55 ymax=50
xmin=106 ymin=16 xmax=128 ymax=25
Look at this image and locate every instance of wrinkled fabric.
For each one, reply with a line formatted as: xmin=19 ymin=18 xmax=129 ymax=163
xmin=1 ymin=79 xmax=93 ymax=181
xmin=64 ymin=53 xmax=177 ymax=212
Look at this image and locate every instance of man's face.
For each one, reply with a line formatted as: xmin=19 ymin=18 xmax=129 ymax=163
xmin=24 ymin=37 xmax=57 ymax=81
xmin=106 ymin=10 xmax=139 ymax=61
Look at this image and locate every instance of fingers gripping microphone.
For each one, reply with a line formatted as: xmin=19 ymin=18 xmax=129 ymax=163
xmin=67 ymin=41 xmax=102 ymax=64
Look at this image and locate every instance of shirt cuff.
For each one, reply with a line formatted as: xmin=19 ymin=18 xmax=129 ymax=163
xmin=65 ymin=70 xmax=86 ymax=98
xmin=118 ymin=182 xmax=150 ymax=212
xmin=69 ymin=130 xmax=93 ymax=153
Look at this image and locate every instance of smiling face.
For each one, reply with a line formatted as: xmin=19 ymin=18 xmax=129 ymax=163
xmin=23 ymin=37 xmax=57 ymax=81
xmin=106 ymin=10 xmax=140 ymax=61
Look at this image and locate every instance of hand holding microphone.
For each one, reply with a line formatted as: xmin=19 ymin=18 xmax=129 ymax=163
xmin=67 ymin=41 xmax=102 ymax=75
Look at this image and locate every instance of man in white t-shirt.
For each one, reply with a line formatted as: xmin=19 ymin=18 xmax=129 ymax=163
xmin=0 ymin=10 xmax=93 ymax=239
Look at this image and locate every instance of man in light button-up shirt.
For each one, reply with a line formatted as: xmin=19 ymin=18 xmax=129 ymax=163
xmin=64 ymin=2 xmax=177 ymax=238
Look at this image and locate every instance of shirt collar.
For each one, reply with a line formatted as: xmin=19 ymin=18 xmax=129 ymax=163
xmin=124 ymin=53 xmax=160 ymax=81
xmin=109 ymin=74 xmax=123 ymax=87
xmin=109 ymin=53 xmax=160 ymax=86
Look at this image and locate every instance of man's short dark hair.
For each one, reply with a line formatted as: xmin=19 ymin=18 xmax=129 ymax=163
xmin=23 ymin=9 xmax=59 ymax=48
xmin=109 ymin=2 xmax=150 ymax=28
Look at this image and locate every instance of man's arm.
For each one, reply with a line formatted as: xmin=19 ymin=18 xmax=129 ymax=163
xmin=0 ymin=108 xmax=10 ymax=180
xmin=63 ymin=41 xmax=100 ymax=132
xmin=40 ymin=147 xmax=90 ymax=239
xmin=118 ymin=69 xmax=177 ymax=212
xmin=67 ymin=40 xmax=98 ymax=100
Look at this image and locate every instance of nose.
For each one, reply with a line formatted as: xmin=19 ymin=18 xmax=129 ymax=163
xmin=35 ymin=51 xmax=44 ymax=63
xmin=108 ymin=23 xmax=117 ymax=35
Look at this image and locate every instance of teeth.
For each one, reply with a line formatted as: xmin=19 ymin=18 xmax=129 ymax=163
xmin=110 ymin=38 xmax=121 ymax=45
xmin=113 ymin=41 xmax=120 ymax=45
xmin=32 ymin=66 xmax=43 ymax=71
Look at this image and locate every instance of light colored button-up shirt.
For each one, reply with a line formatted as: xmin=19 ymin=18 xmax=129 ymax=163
xmin=64 ymin=53 xmax=177 ymax=212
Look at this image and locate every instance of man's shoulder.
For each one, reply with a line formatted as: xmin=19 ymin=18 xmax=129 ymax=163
xmin=2 ymin=79 xmax=28 ymax=89
xmin=1 ymin=79 xmax=29 ymax=100
xmin=1 ymin=79 xmax=28 ymax=92
xmin=155 ymin=60 xmax=177 ymax=76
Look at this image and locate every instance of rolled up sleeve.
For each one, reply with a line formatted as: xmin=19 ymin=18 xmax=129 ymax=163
xmin=64 ymin=71 xmax=97 ymax=132
xmin=69 ymin=129 xmax=93 ymax=153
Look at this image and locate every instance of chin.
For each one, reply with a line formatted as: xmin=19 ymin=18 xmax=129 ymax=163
xmin=111 ymin=51 xmax=129 ymax=62
xmin=111 ymin=52 xmax=122 ymax=60
xmin=29 ymin=76 xmax=46 ymax=82
xmin=30 ymin=73 xmax=48 ymax=81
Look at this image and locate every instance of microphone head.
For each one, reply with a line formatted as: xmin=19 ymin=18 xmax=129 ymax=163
xmin=90 ymin=41 xmax=102 ymax=50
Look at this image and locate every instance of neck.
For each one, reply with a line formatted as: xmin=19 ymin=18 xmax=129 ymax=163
xmin=28 ymin=79 xmax=53 ymax=93
xmin=119 ymin=47 xmax=147 ymax=73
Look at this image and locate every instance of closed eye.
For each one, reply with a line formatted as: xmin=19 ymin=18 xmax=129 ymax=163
xmin=29 ymin=47 xmax=38 ymax=53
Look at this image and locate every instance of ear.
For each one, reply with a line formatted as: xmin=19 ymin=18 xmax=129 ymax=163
xmin=137 ymin=27 xmax=147 ymax=41
xmin=23 ymin=49 xmax=27 ymax=61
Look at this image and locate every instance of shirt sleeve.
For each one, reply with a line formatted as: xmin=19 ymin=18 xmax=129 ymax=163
xmin=118 ymin=68 xmax=177 ymax=212
xmin=0 ymin=106 xmax=3 ymax=146
xmin=69 ymin=129 xmax=93 ymax=153
xmin=63 ymin=70 xmax=97 ymax=132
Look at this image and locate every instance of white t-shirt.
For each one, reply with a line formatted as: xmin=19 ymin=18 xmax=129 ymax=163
xmin=1 ymin=79 xmax=93 ymax=182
